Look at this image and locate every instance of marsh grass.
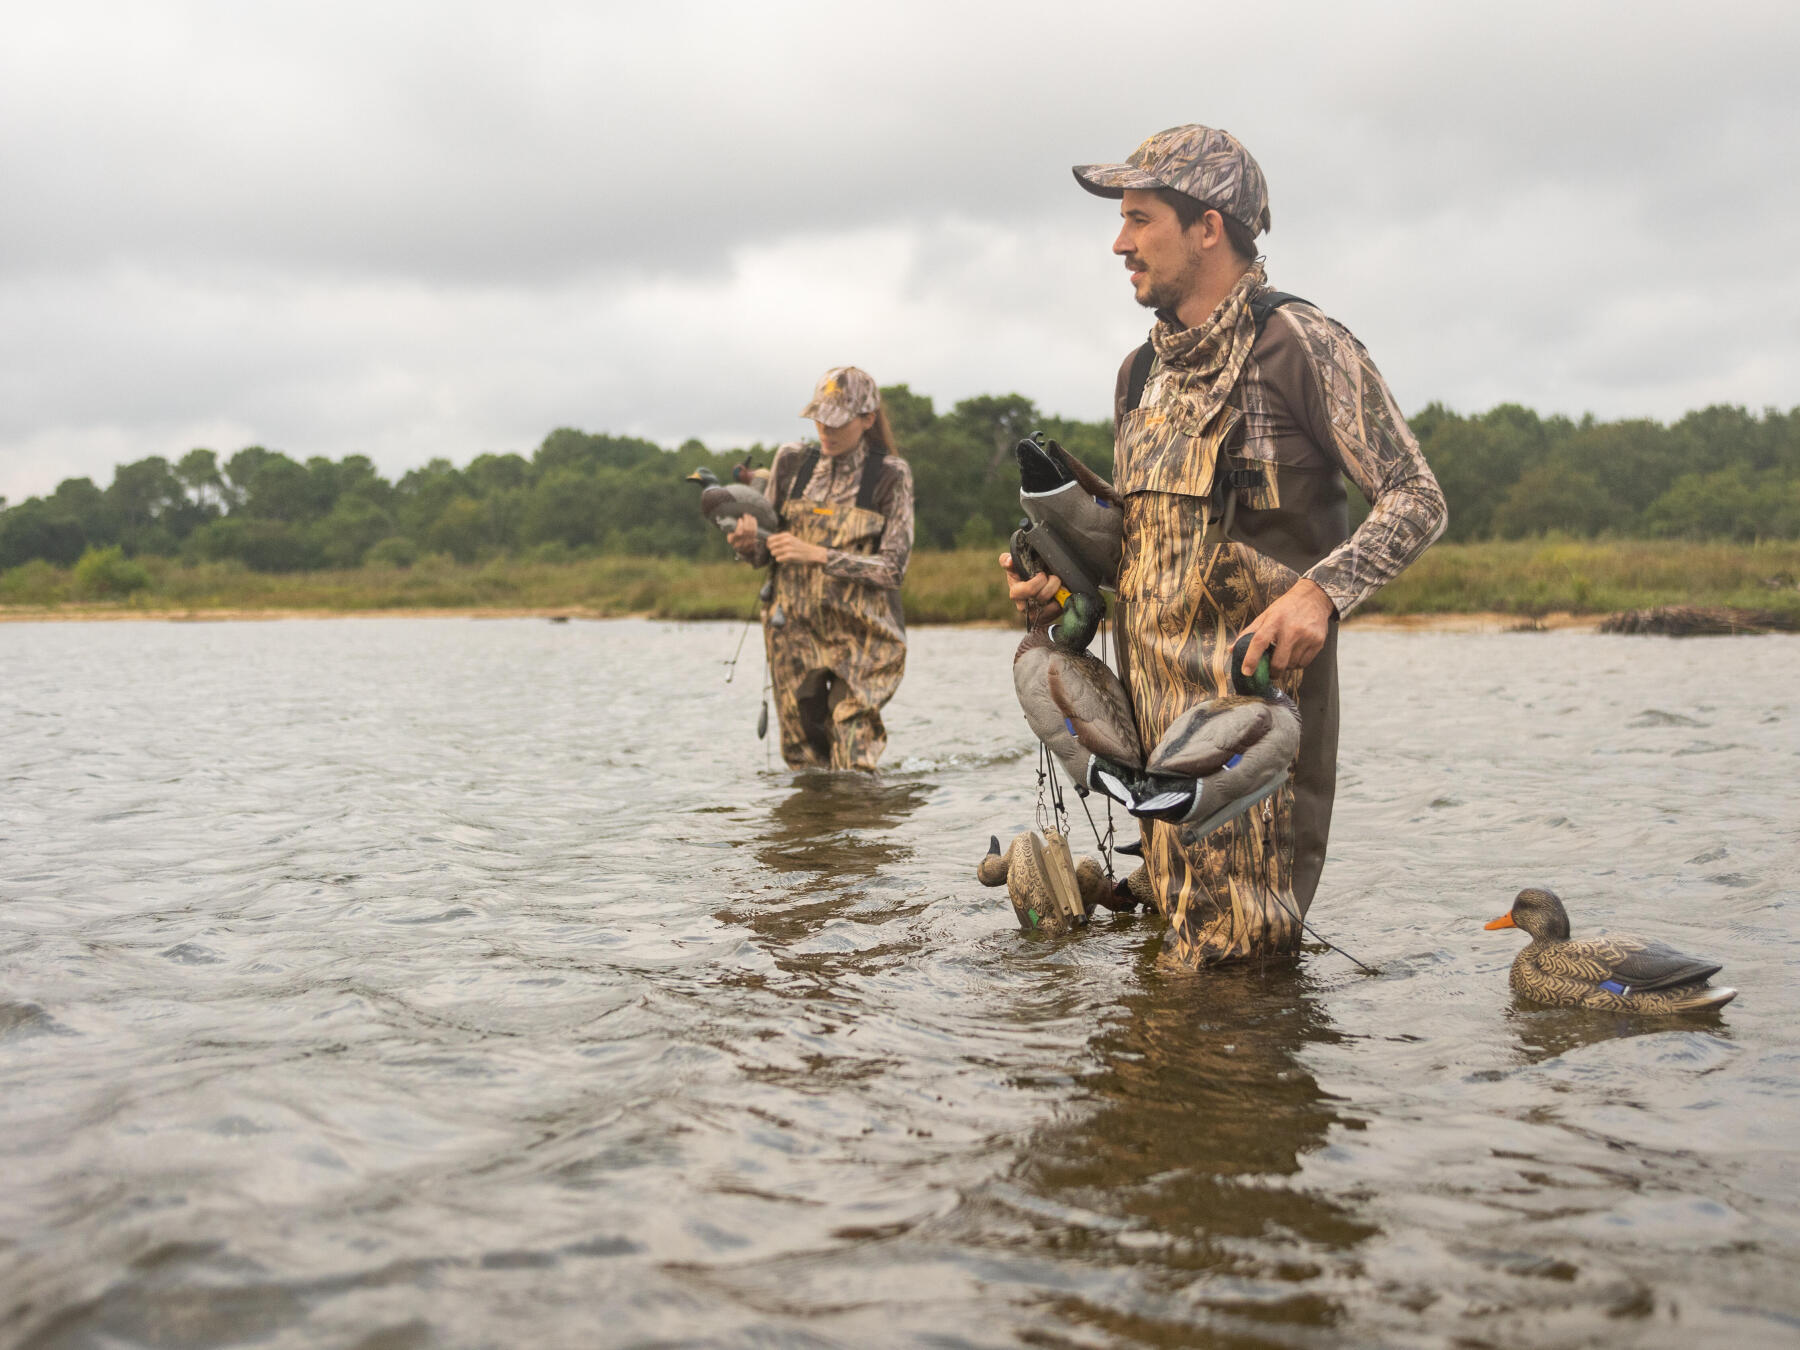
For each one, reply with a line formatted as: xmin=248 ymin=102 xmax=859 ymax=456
xmin=4 ymin=539 xmax=1799 ymax=624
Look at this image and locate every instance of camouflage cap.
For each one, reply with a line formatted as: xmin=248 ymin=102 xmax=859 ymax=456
xmin=800 ymin=366 xmax=880 ymax=428
xmin=1073 ymin=124 xmax=1271 ymax=236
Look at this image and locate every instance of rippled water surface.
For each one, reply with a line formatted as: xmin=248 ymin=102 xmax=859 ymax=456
xmin=3 ymin=617 xmax=1797 ymax=1349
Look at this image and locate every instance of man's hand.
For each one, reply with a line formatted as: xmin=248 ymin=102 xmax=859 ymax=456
xmin=767 ymin=533 xmax=830 ymax=566
xmin=999 ymin=552 xmax=1064 ymax=620
xmin=1241 ymin=578 xmax=1336 ymax=675
xmin=726 ymin=514 xmax=759 ymax=555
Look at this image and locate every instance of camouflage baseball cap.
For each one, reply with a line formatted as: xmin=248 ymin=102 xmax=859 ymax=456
xmin=800 ymin=366 xmax=880 ymax=428
xmin=1073 ymin=124 xmax=1271 ymax=236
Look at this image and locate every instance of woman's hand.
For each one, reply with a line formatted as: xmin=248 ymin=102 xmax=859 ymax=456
xmin=999 ymin=552 xmax=1063 ymax=620
xmin=726 ymin=514 xmax=760 ymax=555
xmin=768 ymin=533 xmax=830 ymax=566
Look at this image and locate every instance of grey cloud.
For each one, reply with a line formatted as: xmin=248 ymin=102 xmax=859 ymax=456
xmin=2 ymin=0 xmax=1796 ymax=504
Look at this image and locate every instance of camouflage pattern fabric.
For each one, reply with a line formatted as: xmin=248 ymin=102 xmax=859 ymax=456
xmin=753 ymin=440 xmax=912 ymax=772
xmin=1118 ymin=493 xmax=1307 ymax=965
xmin=799 ymin=366 xmax=881 ymax=429
xmin=1074 ymin=124 xmax=1271 ymax=236
xmin=1116 ymin=263 xmax=1268 ymax=504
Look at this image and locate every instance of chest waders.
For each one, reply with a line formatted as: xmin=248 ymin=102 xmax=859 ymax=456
xmin=762 ymin=447 xmax=907 ymax=772
xmin=1115 ymin=294 xmax=1349 ymax=966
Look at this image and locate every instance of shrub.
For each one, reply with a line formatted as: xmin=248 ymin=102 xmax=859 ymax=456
xmin=72 ymin=546 xmax=152 ymax=598
xmin=365 ymin=536 xmax=420 ymax=568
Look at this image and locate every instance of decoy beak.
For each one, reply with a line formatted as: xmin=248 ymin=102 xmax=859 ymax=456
xmin=1483 ymin=913 xmax=1516 ymax=930
xmin=684 ymin=470 xmax=707 ymax=482
xmin=987 ymin=835 xmax=1002 ymax=857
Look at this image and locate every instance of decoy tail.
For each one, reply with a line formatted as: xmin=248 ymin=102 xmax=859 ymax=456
xmin=977 ymin=835 xmax=1009 ymax=886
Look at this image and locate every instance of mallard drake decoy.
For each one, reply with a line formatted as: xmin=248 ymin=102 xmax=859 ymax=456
xmin=687 ymin=466 xmax=779 ymax=540
xmin=979 ymin=829 xmax=1127 ymax=934
xmin=1080 ymin=633 xmax=1297 ymax=831
xmin=1009 ymin=433 xmax=1121 ymax=652
xmin=1484 ymin=887 xmax=1737 ymax=1013
xmin=1012 ymin=628 xmax=1142 ymax=787
xmin=1090 ymin=688 xmax=1300 ymax=833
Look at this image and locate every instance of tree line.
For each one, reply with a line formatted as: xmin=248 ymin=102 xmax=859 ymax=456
xmin=2 ymin=392 xmax=1796 ymax=576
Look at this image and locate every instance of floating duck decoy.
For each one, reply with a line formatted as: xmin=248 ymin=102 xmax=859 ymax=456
xmin=1009 ymin=433 xmax=1121 ymax=652
xmin=1484 ymin=887 xmax=1737 ymax=1013
xmin=978 ymin=829 xmax=1111 ymax=934
xmin=687 ymin=466 xmax=779 ymax=541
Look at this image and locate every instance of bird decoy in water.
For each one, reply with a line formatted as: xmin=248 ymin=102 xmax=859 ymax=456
xmin=980 ymin=829 xmax=1139 ymax=934
xmin=687 ymin=466 xmax=779 ymax=541
xmin=1484 ymin=887 xmax=1737 ymax=1013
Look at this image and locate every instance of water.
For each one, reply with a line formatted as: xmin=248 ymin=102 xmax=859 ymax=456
xmin=2 ymin=617 xmax=1796 ymax=1349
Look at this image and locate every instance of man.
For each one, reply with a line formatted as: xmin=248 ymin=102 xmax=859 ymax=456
xmin=1005 ymin=124 xmax=1447 ymax=966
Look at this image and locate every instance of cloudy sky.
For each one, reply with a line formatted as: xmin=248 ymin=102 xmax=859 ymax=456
xmin=3 ymin=0 xmax=1795 ymax=504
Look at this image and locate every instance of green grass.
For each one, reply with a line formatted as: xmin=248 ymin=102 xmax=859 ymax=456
xmin=4 ymin=539 xmax=1799 ymax=624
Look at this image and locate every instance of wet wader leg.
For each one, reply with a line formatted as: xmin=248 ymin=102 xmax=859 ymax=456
xmin=1290 ymin=627 xmax=1339 ymax=916
xmin=766 ymin=623 xmax=830 ymax=770
xmin=792 ymin=668 xmax=837 ymax=766
xmin=825 ymin=676 xmax=888 ymax=772
xmin=1122 ymin=496 xmax=1304 ymax=966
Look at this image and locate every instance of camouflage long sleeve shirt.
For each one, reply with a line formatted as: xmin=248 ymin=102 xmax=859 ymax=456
xmin=738 ymin=439 xmax=915 ymax=590
xmin=1237 ymin=301 xmax=1447 ymax=616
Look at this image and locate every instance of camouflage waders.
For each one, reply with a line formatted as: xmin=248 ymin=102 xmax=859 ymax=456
xmin=764 ymin=474 xmax=906 ymax=772
xmin=1114 ymin=267 xmax=1346 ymax=967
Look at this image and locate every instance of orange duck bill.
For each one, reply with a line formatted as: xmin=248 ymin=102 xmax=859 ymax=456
xmin=1484 ymin=913 xmax=1516 ymax=930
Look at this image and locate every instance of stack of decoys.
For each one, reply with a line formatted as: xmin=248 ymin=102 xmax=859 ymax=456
xmin=1485 ymin=887 xmax=1736 ymax=1013
xmin=1006 ymin=434 xmax=1301 ymax=829
xmin=991 ymin=433 xmax=1303 ymax=934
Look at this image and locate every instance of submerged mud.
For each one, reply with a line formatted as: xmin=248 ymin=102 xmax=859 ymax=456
xmin=2 ymin=619 xmax=1796 ymax=1347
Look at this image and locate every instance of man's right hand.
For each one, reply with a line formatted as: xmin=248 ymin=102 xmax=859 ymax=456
xmin=999 ymin=552 xmax=1064 ymax=620
xmin=727 ymin=514 xmax=759 ymax=555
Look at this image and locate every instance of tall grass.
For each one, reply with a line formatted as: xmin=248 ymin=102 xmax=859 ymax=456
xmin=4 ymin=540 xmax=1799 ymax=623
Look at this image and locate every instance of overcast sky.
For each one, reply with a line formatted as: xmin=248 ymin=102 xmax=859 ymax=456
xmin=3 ymin=0 xmax=1796 ymax=504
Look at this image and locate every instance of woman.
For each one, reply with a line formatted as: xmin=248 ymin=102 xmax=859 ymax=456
xmin=728 ymin=366 xmax=914 ymax=771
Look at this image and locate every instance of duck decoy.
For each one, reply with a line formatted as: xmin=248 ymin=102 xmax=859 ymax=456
xmin=1089 ymin=688 xmax=1300 ymax=833
xmin=1484 ymin=887 xmax=1737 ymax=1012
xmin=1012 ymin=628 xmax=1142 ymax=787
xmin=687 ymin=466 xmax=779 ymax=541
xmin=1009 ymin=433 xmax=1121 ymax=652
xmin=978 ymin=829 xmax=1112 ymax=935
xmin=1076 ymin=632 xmax=1298 ymax=833
xmin=730 ymin=453 xmax=770 ymax=488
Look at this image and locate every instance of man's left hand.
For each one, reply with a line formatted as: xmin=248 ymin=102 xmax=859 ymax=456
xmin=767 ymin=533 xmax=830 ymax=566
xmin=1241 ymin=578 xmax=1336 ymax=675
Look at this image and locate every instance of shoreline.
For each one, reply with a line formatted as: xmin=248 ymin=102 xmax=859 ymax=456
xmin=0 ymin=604 xmax=1609 ymax=632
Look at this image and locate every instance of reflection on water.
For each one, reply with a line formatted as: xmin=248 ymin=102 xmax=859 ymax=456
xmin=2 ymin=619 xmax=1798 ymax=1348
xmin=995 ymin=954 xmax=1371 ymax=1341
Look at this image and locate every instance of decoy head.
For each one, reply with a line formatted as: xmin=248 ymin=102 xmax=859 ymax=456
xmin=685 ymin=467 xmax=720 ymax=487
xmin=732 ymin=454 xmax=760 ymax=486
xmin=1484 ymin=887 xmax=1571 ymax=942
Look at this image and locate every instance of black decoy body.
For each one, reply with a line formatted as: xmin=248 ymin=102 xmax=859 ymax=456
xmin=1484 ymin=887 xmax=1737 ymax=1013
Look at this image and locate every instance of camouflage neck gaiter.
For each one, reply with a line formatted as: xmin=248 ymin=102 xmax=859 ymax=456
xmin=1147 ymin=261 xmax=1267 ymax=433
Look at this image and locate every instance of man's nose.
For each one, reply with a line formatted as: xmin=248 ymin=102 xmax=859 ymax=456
xmin=1112 ymin=224 xmax=1132 ymax=255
